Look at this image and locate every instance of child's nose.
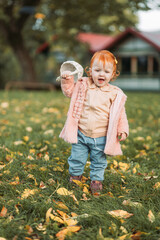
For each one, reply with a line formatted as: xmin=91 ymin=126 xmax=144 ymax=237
xmin=99 ymin=71 xmax=104 ymax=76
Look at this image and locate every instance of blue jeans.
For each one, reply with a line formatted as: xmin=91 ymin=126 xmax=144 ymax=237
xmin=68 ymin=130 xmax=107 ymax=181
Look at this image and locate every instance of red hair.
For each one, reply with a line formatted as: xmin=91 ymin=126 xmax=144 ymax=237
xmin=86 ymin=50 xmax=119 ymax=81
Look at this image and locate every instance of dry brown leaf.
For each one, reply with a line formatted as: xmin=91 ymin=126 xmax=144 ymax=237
xmin=39 ymin=181 xmax=47 ymax=189
xmin=131 ymin=231 xmax=144 ymax=240
xmin=0 ymin=206 xmax=7 ymax=217
xmin=107 ymin=210 xmax=133 ymax=219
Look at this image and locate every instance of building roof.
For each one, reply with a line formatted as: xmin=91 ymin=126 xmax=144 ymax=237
xmin=77 ymin=28 xmax=160 ymax=52
xmin=36 ymin=28 xmax=160 ymax=54
xmin=104 ymin=28 xmax=160 ymax=51
xmin=77 ymin=32 xmax=115 ymax=52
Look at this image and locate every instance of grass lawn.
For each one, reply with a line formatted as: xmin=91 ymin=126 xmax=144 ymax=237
xmin=0 ymin=90 xmax=160 ymax=240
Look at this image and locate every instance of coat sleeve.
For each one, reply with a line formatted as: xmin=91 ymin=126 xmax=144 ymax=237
xmin=117 ymin=106 xmax=129 ymax=136
xmin=61 ymin=76 xmax=75 ymax=98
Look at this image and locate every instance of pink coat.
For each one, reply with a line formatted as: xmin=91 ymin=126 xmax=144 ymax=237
xmin=59 ymin=77 xmax=129 ymax=156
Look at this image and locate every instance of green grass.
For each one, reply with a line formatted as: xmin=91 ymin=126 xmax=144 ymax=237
xmin=0 ymin=90 xmax=160 ymax=240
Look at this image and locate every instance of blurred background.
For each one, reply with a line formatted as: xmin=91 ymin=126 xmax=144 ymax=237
xmin=0 ymin=0 xmax=160 ymax=91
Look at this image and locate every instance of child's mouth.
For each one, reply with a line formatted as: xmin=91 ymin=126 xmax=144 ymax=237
xmin=98 ymin=78 xmax=105 ymax=84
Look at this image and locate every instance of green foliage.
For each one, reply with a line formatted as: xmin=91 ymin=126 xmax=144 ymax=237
xmin=0 ymin=91 xmax=160 ymax=239
xmin=0 ymin=44 xmax=21 ymax=89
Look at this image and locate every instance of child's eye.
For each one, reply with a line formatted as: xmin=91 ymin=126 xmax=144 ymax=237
xmin=95 ymin=69 xmax=100 ymax=72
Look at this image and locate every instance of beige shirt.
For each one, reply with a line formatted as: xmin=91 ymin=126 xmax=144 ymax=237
xmin=78 ymin=79 xmax=118 ymax=138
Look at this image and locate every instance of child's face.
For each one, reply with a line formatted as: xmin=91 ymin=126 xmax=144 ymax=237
xmin=91 ymin=59 xmax=113 ymax=87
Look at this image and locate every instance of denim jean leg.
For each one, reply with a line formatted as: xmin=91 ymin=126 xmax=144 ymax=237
xmin=89 ymin=136 xmax=107 ymax=181
xmin=68 ymin=132 xmax=89 ymax=176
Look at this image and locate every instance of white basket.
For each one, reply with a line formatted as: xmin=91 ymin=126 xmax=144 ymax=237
xmin=56 ymin=61 xmax=84 ymax=82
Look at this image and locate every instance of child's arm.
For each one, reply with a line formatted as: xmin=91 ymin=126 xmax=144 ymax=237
xmin=61 ymin=71 xmax=75 ymax=98
xmin=117 ymin=106 xmax=129 ymax=141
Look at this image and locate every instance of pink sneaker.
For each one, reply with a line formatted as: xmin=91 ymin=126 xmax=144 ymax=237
xmin=90 ymin=180 xmax=102 ymax=195
xmin=69 ymin=175 xmax=82 ymax=183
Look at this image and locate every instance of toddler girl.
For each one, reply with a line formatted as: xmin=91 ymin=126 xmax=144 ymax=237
xmin=59 ymin=50 xmax=129 ymax=194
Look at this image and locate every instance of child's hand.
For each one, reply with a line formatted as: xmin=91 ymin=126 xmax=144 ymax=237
xmin=61 ymin=71 xmax=72 ymax=80
xmin=118 ymin=132 xmax=127 ymax=141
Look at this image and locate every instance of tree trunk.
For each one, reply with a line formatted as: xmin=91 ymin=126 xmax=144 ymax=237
xmin=8 ymin=32 xmax=37 ymax=82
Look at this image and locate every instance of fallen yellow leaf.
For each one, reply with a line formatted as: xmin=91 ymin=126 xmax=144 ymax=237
xmin=83 ymin=186 xmax=89 ymax=194
xmin=71 ymin=212 xmax=78 ymax=218
xmin=71 ymin=194 xmax=79 ymax=205
xmin=23 ymin=136 xmax=29 ymax=142
xmin=36 ymin=223 xmax=46 ymax=231
xmin=39 ymin=181 xmax=47 ymax=189
xmin=46 ymin=207 xmax=53 ymax=223
xmin=14 ymin=140 xmax=25 ymax=145
xmin=153 ymin=182 xmax=160 ymax=189
xmin=56 ymin=226 xmax=81 ymax=240
xmin=107 ymin=210 xmax=133 ymax=219
xmin=118 ymin=234 xmax=130 ymax=240
xmin=53 ymin=200 xmax=69 ymax=210
xmin=25 ymin=225 xmax=33 ymax=234
xmin=49 ymin=214 xmax=64 ymax=224
xmin=148 ymin=210 xmax=155 ymax=223
xmin=122 ymin=200 xmax=142 ymax=208
xmin=21 ymin=189 xmax=38 ymax=199
xmin=72 ymin=179 xmax=83 ymax=188
xmin=27 ymin=174 xmax=38 ymax=186
xmin=119 ymin=162 xmax=130 ymax=171
xmin=57 ymin=210 xmax=69 ymax=219
xmin=56 ymin=228 xmax=68 ymax=240
xmin=56 ymin=188 xmax=73 ymax=196
xmin=46 ymin=208 xmax=64 ymax=224
xmin=53 ymin=166 xmax=64 ymax=172
xmin=67 ymin=225 xmax=81 ymax=232
xmin=0 ymin=206 xmax=7 ymax=217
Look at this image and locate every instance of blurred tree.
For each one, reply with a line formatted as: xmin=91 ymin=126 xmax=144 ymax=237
xmin=0 ymin=0 xmax=41 ymax=82
xmin=0 ymin=0 xmax=158 ymax=83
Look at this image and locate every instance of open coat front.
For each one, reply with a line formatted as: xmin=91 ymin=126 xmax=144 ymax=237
xmin=59 ymin=77 xmax=129 ymax=156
